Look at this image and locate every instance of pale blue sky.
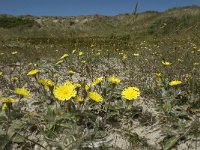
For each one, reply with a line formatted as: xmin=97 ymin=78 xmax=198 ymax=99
xmin=0 ymin=0 xmax=200 ymax=16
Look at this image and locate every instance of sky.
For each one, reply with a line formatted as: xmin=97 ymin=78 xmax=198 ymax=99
xmin=0 ymin=0 xmax=200 ymax=16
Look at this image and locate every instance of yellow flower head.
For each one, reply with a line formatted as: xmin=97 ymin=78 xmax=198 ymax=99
xmin=68 ymin=70 xmax=76 ymax=75
xmin=162 ymin=61 xmax=172 ymax=66
xmin=92 ymin=76 xmax=103 ymax=86
xmin=122 ymin=54 xmax=127 ymax=60
xmin=79 ymin=52 xmax=83 ymax=56
xmin=2 ymin=103 xmax=8 ymax=110
xmin=155 ymin=73 xmax=161 ymax=78
xmin=56 ymin=60 xmax=64 ymax=65
xmin=27 ymin=69 xmax=40 ymax=76
xmin=60 ymin=53 xmax=69 ymax=60
xmin=74 ymin=83 xmax=81 ymax=88
xmin=85 ymin=83 xmax=92 ymax=91
xmin=72 ymin=49 xmax=76 ymax=54
xmin=0 ymin=97 xmax=16 ymax=103
xmin=81 ymin=60 xmax=86 ymax=63
xmin=88 ymin=92 xmax=103 ymax=102
xmin=15 ymin=87 xmax=31 ymax=98
xmin=121 ymin=87 xmax=141 ymax=100
xmin=169 ymin=80 xmax=182 ymax=86
xmin=96 ymin=52 xmax=101 ymax=56
xmin=11 ymin=76 xmax=18 ymax=81
xmin=11 ymin=51 xmax=18 ymax=55
xmin=193 ymin=62 xmax=199 ymax=66
xmin=76 ymin=96 xmax=84 ymax=102
xmin=38 ymin=78 xmax=54 ymax=91
xmin=133 ymin=53 xmax=140 ymax=56
xmin=108 ymin=76 xmax=121 ymax=84
xmin=53 ymin=82 xmax=77 ymax=101
xmin=0 ymin=71 xmax=3 ymax=76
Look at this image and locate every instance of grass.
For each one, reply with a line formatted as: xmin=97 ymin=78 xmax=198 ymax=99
xmin=0 ymin=5 xmax=200 ymax=150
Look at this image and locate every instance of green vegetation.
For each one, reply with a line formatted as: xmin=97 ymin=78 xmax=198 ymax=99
xmin=0 ymin=15 xmax=39 ymax=29
xmin=148 ymin=14 xmax=200 ymax=36
xmin=0 ymin=6 xmax=200 ymax=150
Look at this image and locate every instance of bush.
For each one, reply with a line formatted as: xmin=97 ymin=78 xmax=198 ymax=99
xmin=0 ymin=15 xmax=39 ymax=29
xmin=148 ymin=14 xmax=200 ymax=36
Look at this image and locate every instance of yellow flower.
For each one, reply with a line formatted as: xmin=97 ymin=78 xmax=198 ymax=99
xmin=92 ymin=76 xmax=103 ymax=86
xmin=11 ymin=51 xmax=18 ymax=55
xmin=155 ymin=73 xmax=161 ymax=78
xmin=85 ymin=83 xmax=91 ymax=91
xmin=2 ymin=103 xmax=8 ymax=110
xmin=15 ymin=87 xmax=31 ymax=98
xmin=193 ymin=62 xmax=199 ymax=66
xmin=81 ymin=60 xmax=86 ymax=63
xmin=38 ymin=78 xmax=54 ymax=86
xmin=122 ymin=54 xmax=127 ymax=60
xmin=68 ymin=70 xmax=76 ymax=75
xmin=53 ymin=82 xmax=77 ymax=101
xmin=121 ymin=87 xmax=141 ymax=100
xmin=74 ymin=83 xmax=81 ymax=88
xmin=76 ymin=96 xmax=84 ymax=102
xmin=96 ymin=52 xmax=101 ymax=56
xmin=79 ymin=52 xmax=83 ymax=56
xmin=56 ymin=60 xmax=64 ymax=65
xmin=108 ymin=76 xmax=121 ymax=84
xmin=0 ymin=71 xmax=3 ymax=76
xmin=60 ymin=53 xmax=69 ymax=59
xmin=0 ymin=97 xmax=16 ymax=103
xmin=88 ymin=92 xmax=103 ymax=102
xmin=169 ymin=80 xmax=182 ymax=86
xmin=72 ymin=49 xmax=76 ymax=54
xmin=38 ymin=78 xmax=55 ymax=91
xmin=133 ymin=53 xmax=140 ymax=56
xmin=11 ymin=76 xmax=18 ymax=81
xmin=27 ymin=69 xmax=40 ymax=76
xmin=162 ymin=61 xmax=172 ymax=66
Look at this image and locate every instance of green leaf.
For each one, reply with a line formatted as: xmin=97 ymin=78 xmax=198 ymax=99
xmin=12 ymin=134 xmax=24 ymax=143
xmin=7 ymin=119 xmax=24 ymax=140
xmin=43 ymin=107 xmax=56 ymax=122
xmin=162 ymin=126 xmax=177 ymax=136
xmin=162 ymin=135 xmax=179 ymax=150
xmin=0 ymin=111 xmax=7 ymax=120
xmin=0 ymin=133 xmax=9 ymax=149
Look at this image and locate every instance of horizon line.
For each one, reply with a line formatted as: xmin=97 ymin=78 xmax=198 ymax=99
xmin=0 ymin=5 xmax=199 ymax=17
